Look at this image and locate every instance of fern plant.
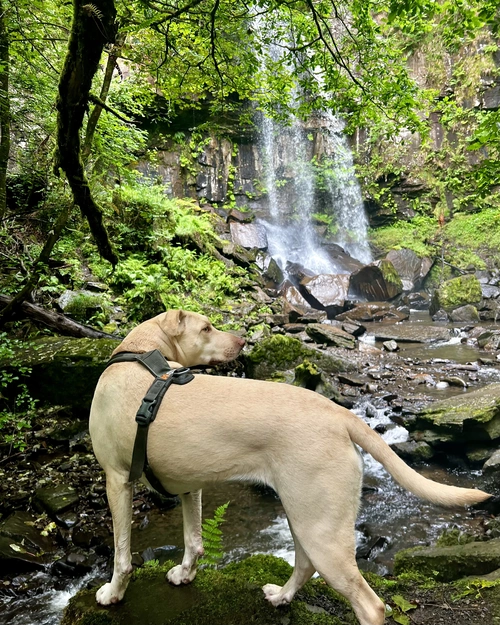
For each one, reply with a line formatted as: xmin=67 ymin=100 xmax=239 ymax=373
xmin=199 ymin=502 xmax=230 ymax=569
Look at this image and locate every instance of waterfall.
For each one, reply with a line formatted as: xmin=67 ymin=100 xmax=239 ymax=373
xmin=254 ymin=18 xmax=371 ymax=275
xmin=259 ymin=112 xmax=338 ymax=275
xmin=257 ymin=110 xmax=372 ymax=274
xmin=318 ymin=113 xmax=372 ymax=265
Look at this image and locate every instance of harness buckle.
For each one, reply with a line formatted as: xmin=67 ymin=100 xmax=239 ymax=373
xmin=135 ymin=399 xmax=156 ymax=426
xmin=172 ymin=367 xmax=190 ymax=377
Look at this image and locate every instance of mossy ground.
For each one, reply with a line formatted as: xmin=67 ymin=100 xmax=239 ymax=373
xmin=62 ymin=555 xmax=500 ymax=625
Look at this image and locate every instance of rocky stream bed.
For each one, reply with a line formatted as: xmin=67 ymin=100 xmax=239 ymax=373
xmin=3 ymin=305 xmax=500 ymax=624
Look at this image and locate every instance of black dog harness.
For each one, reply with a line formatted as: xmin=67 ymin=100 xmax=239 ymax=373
xmin=105 ymin=349 xmax=194 ymax=498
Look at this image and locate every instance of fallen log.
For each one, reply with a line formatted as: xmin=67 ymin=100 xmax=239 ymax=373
xmin=0 ymin=294 xmax=119 ymax=339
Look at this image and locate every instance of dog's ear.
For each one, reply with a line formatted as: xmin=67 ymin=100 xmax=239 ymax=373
xmin=163 ymin=309 xmax=187 ymax=337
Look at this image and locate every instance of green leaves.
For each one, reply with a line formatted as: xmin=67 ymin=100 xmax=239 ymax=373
xmin=390 ymin=594 xmax=417 ymax=624
xmin=199 ymin=502 xmax=230 ymax=569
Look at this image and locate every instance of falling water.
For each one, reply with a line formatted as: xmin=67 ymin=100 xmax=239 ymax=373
xmin=259 ymin=112 xmax=338 ymax=274
xmin=318 ymin=113 xmax=372 ymax=264
xmin=257 ymin=109 xmax=371 ymax=274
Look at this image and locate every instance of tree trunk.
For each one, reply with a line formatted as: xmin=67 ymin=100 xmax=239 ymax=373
xmin=54 ymin=0 xmax=118 ymax=266
xmin=82 ymin=30 xmax=126 ymax=162
xmin=0 ymin=294 xmax=117 ymax=339
xmin=0 ymin=0 xmax=10 ymax=220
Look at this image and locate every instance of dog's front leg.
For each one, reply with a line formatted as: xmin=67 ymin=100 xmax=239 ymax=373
xmin=96 ymin=474 xmax=134 ymax=605
xmin=167 ymin=490 xmax=204 ymax=585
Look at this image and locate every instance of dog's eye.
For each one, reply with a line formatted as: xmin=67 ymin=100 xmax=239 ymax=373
xmin=202 ymin=326 xmax=211 ymax=333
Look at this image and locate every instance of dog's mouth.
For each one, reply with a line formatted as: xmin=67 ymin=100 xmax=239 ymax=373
xmin=209 ymin=359 xmax=223 ymax=365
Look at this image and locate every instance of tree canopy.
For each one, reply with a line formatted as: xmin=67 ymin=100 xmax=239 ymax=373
xmin=0 ymin=0 xmax=499 ymax=324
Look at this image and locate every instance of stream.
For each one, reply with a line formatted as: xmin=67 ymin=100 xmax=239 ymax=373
xmin=2 ymin=315 xmax=500 ymax=624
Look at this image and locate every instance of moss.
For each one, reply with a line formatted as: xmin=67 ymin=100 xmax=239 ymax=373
xmin=294 ymin=360 xmax=322 ymax=390
xmin=132 ymin=559 xmax=175 ymax=579
xmin=222 ymin=553 xmax=293 ymax=586
xmin=63 ymin=293 xmax=111 ymax=324
xmin=378 ymin=258 xmax=403 ymax=289
xmin=244 ymin=335 xmax=355 ymax=380
xmin=62 ymin=556 xmax=357 ymax=625
xmin=430 ymin=274 xmax=482 ymax=315
xmin=0 ymin=337 xmax=118 ymax=409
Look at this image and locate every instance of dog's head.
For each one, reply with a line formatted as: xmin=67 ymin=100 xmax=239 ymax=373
xmin=113 ymin=309 xmax=245 ymax=367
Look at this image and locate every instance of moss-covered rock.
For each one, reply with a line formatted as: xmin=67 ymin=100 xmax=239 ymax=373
xmin=1 ymin=337 xmax=119 ymax=409
xmin=62 ymin=555 xmax=356 ymax=625
xmin=394 ymin=539 xmax=500 ymax=582
xmin=412 ymin=382 xmax=500 ymax=444
xmin=349 ymin=260 xmax=403 ymax=301
xmin=62 ymin=553 xmax=500 ymax=625
xmin=429 ymin=274 xmax=482 ymax=316
xmin=244 ymin=334 xmax=357 ymax=380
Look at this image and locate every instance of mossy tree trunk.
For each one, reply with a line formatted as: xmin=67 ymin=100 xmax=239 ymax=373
xmin=0 ymin=0 xmax=10 ymax=221
xmin=82 ymin=30 xmax=125 ymax=162
xmin=54 ymin=0 xmax=118 ymax=266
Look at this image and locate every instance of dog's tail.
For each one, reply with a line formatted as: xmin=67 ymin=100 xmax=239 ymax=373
xmin=344 ymin=410 xmax=491 ymax=507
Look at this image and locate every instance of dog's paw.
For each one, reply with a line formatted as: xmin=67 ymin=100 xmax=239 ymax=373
xmin=95 ymin=583 xmax=124 ymax=605
xmin=263 ymin=583 xmax=289 ymax=607
xmin=166 ymin=564 xmax=197 ymax=585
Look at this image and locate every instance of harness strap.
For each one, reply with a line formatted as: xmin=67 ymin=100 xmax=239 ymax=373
xmin=105 ymin=350 xmax=194 ymax=496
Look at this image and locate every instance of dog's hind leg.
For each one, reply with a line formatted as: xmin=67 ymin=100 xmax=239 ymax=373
xmin=271 ymin=446 xmax=385 ymax=625
xmin=167 ymin=490 xmax=204 ymax=585
xmin=263 ymin=524 xmax=316 ymax=606
xmin=307 ymin=542 xmax=385 ymax=625
xmin=96 ymin=473 xmax=134 ymax=605
xmin=285 ymin=492 xmax=385 ymax=623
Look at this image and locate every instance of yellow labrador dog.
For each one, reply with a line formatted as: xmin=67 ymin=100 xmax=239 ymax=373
xmin=90 ymin=309 xmax=491 ymax=625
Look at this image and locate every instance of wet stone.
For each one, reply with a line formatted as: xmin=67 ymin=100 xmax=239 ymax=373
xmin=55 ymin=511 xmax=78 ymax=529
xmin=0 ymin=511 xmax=56 ymax=574
xmin=383 ymin=340 xmax=399 ymax=352
xmin=305 ymin=323 xmax=356 ymax=350
xmin=34 ymin=484 xmax=79 ymax=517
xmin=391 ymin=440 xmax=434 ymax=462
xmin=337 ymin=374 xmax=365 ymax=387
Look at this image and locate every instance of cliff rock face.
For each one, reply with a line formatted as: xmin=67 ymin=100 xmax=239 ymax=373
xmin=355 ymin=35 xmax=500 ymax=226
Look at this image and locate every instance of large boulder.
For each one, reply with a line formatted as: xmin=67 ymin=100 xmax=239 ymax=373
xmin=320 ymin=243 xmax=365 ymax=274
xmin=244 ymin=334 xmax=357 ymax=380
xmin=305 ymin=323 xmax=356 ymax=350
xmin=412 ymin=382 xmax=500 ymax=444
xmin=1 ymin=337 xmax=119 ymax=409
xmin=386 ymin=249 xmax=433 ymax=292
xmin=365 ymin=324 xmax=450 ymax=344
xmin=429 ymin=274 xmax=482 ymax=316
xmin=394 ymin=538 xmax=500 ymax=582
xmin=229 ymin=221 xmax=268 ymax=250
xmin=299 ymin=274 xmax=350 ymax=317
xmin=279 ymin=282 xmax=312 ymax=311
xmin=335 ymin=302 xmax=409 ymax=324
xmin=255 ymin=252 xmax=284 ymax=286
xmin=349 ymin=260 xmax=403 ymax=301
xmin=61 ymin=555 xmax=359 ymax=625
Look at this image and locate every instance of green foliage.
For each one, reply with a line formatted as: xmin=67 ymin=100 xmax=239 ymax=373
xmin=199 ymin=502 xmax=229 ymax=569
xmin=452 ymin=577 xmax=500 ymax=601
xmin=370 ymin=216 xmax=436 ymax=257
xmin=0 ymin=333 xmax=37 ymax=453
xmin=388 ymin=594 xmax=417 ymax=625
